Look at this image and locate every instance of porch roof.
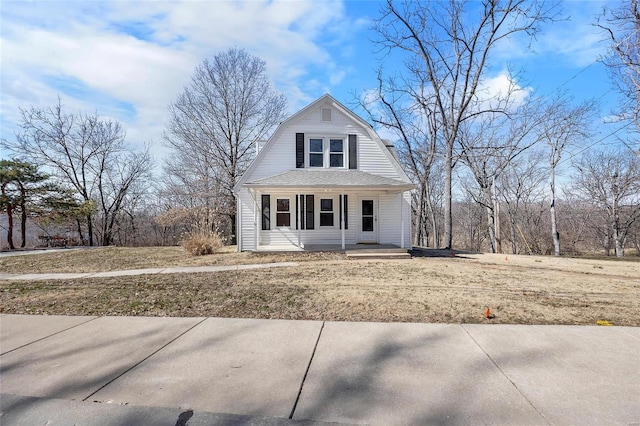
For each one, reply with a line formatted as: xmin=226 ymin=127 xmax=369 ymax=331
xmin=243 ymin=169 xmax=415 ymax=191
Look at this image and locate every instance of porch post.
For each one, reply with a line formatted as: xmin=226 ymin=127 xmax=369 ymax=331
xmin=400 ymin=191 xmax=405 ymax=249
xmin=297 ymin=193 xmax=301 ymax=248
xmin=341 ymin=193 xmax=345 ymax=250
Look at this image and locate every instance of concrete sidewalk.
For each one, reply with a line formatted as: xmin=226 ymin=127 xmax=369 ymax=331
xmin=0 ymin=315 xmax=638 ymax=425
xmin=0 ymin=262 xmax=299 ymax=281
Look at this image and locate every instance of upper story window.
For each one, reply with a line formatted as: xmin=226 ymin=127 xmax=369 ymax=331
xmin=329 ymin=139 xmax=344 ymax=167
xmin=308 ymin=136 xmax=345 ymax=168
xmin=309 ymin=138 xmax=324 ymax=167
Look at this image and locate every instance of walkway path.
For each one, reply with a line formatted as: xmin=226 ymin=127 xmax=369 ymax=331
xmin=0 ymin=262 xmax=299 ymax=281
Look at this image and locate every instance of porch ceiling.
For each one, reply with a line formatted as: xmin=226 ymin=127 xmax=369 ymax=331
xmin=243 ymin=169 xmax=415 ymax=191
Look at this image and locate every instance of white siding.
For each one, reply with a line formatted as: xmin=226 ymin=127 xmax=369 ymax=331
xmin=378 ymin=192 xmax=412 ymax=248
xmin=238 ymin=189 xmax=254 ymax=251
xmin=250 ymin=127 xmax=297 ymax=181
xmin=239 ymin=189 xmax=360 ymax=250
xmin=236 ymin=95 xmax=413 ymax=251
xmin=249 ymin=103 xmax=403 ymax=181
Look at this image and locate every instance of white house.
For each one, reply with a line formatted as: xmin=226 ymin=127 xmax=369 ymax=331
xmin=233 ymin=94 xmax=415 ymax=251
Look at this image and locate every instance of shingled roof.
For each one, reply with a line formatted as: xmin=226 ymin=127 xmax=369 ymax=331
xmin=244 ymin=170 xmax=415 ymax=191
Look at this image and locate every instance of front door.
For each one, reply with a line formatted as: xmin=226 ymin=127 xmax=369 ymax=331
xmin=359 ymin=197 xmax=378 ymax=243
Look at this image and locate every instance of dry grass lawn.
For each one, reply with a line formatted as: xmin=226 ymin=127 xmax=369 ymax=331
xmin=0 ymin=246 xmax=343 ymax=273
xmin=1 ymin=247 xmax=638 ymax=326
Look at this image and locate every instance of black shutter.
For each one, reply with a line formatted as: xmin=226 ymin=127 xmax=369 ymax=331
xmin=261 ymin=195 xmax=270 ymax=230
xmin=295 ymin=195 xmax=306 ymax=230
xmin=340 ymin=195 xmax=348 ymax=230
xmin=296 ymin=133 xmax=305 ymax=168
xmin=305 ymin=195 xmax=314 ymax=230
xmin=349 ymin=134 xmax=357 ymax=169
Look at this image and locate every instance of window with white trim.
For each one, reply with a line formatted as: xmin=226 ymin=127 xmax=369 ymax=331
xmin=320 ymin=198 xmax=334 ymax=227
xmin=329 ymin=139 xmax=344 ymax=167
xmin=307 ymin=136 xmax=346 ymax=168
xmin=276 ymin=198 xmax=291 ymax=227
xmin=309 ymin=138 xmax=324 ymax=167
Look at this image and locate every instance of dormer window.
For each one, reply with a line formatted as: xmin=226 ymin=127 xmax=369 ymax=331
xmin=330 ymin=139 xmax=344 ymax=167
xmin=309 ymin=138 xmax=324 ymax=167
xmin=308 ymin=136 xmax=345 ymax=168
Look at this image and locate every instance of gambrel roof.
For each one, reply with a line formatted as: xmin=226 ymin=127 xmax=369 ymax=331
xmin=233 ymin=93 xmax=413 ymax=194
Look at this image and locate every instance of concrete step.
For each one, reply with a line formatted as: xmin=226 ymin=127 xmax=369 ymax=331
xmin=345 ymin=251 xmax=411 ymax=260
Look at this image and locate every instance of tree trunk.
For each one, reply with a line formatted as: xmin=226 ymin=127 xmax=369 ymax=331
xmin=510 ymin=218 xmax=518 ymax=254
xmin=230 ymin=213 xmax=237 ymax=245
xmin=76 ymin=219 xmax=84 ymax=244
xmin=7 ymin=203 xmax=15 ymax=250
xmin=443 ymin=143 xmax=453 ymax=249
xmin=486 ymin=205 xmax=496 ymax=253
xmin=20 ymin=199 xmax=27 ymax=248
xmin=494 ymin=185 xmax=502 ymax=254
xmin=613 ymin=227 xmax=625 ymax=257
xmin=603 ymin=233 xmax=611 ymax=256
xmin=550 ymin=170 xmax=560 ymax=256
xmin=86 ymin=214 xmax=94 ymax=246
xmin=426 ymin=187 xmax=439 ymax=248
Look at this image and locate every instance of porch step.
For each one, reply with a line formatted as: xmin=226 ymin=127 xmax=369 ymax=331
xmin=345 ymin=250 xmax=411 ymax=260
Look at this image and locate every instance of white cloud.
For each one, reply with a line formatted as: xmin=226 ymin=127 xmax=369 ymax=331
xmin=493 ymin=0 xmax=609 ymax=68
xmin=476 ymin=73 xmax=533 ymax=111
xmin=0 ymin=0 xmax=356 ymax=158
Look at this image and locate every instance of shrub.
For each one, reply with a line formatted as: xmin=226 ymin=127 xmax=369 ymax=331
xmin=182 ymin=230 xmax=223 ymax=256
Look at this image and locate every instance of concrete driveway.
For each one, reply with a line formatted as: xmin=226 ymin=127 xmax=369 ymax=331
xmin=1 ymin=315 xmax=638 ymax=425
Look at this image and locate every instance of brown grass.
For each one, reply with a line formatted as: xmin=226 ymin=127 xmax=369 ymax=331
xmin=0 ymin=246 xmax=344 ymax=273
xmin=1 ymin=248 xmax=638 ymax=326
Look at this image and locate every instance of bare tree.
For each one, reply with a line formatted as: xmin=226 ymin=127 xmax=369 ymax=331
xmin=572 ymin=149 xmax=640 ymax=257
xmin=372 ymin=0 xmax=559 ymax=249
xmin=453 ymin=196 xmax=487 ymax=251
xmin=360 ymin=73 xmax=442 ymax=247
xmin=598 ymin=0 xmax=640 ymax=136
xmin=499 ymin=151 xmax=548 ymax=254
xmin=537 ymin=94 xmax=597 ymax=256
xmin=2 ymin=99 xmax=153 ymax=246
xmin=164 ymin=48 xmax=287 ymax=244
xmin=457 ymin=94 xmax=545 ymax=253
xmin=93 ymin=148 xmax=153 ymax=246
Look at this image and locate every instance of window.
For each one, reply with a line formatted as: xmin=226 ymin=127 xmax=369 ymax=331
xmin=309 ymin=138 xmax=323 ymax=167
xmin=307 ymin=137 xmax=345 ymax=168
xmin=295 ymin=194 xmax=316 ymax=230
xmin=276 ymin=198 xmax=290 ymax=227
xmin=261 ymin=194 xmax=271 ymax=230
xmin=320 ymin=198 xmax=334 ymax=227
xmin=330 ymin=139 xmax=344 ymax=167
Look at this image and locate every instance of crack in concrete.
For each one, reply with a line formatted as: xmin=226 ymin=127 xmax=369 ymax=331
xmin=461 ymin=324 xmax=550 ymax=425
xmin=289 ymin=321 xmax=325 ymax=420
xmin=81 ymin=317 xmax=209 ymax=402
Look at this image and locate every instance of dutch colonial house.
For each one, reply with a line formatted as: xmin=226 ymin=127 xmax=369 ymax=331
xmin=233 ymin=94 xmax=414 ymax=251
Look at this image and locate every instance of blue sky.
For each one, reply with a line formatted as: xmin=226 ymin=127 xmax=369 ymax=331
xmin=0 ymin=0 xmax=627 ymax=162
